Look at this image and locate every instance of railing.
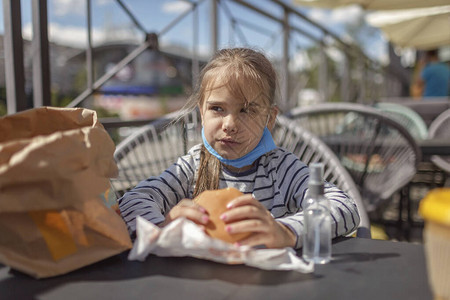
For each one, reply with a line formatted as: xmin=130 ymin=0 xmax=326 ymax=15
xmin=3 ymin=0 xmax=398 ymax=127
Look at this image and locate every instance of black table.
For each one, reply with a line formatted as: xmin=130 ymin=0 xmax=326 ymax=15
xmin=322 ymin=136 xmax=450 ymax=162
xmin=418 ymin=139 xmax=450 ymax=157
xmin=0 ymin=238 xmax=433 ymax=300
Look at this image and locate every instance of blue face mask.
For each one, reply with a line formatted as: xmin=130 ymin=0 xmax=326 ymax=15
xmin=202 ymin=127 xmax=277 ymax=168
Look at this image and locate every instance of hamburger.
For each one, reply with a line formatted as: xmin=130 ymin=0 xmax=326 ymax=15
xmin=194 ymin=187 xmax=251 ymax=244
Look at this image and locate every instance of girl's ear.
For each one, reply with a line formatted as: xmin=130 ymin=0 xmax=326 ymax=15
xmin=267 ymin=106 xmax=278 ymax=130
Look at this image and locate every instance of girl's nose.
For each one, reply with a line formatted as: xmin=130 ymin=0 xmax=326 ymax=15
xmin=222 ymin=114 xmax=239 ymax=133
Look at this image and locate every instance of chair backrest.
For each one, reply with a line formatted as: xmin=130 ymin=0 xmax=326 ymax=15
xmin=111 ymin=109 xmax=371 ymax=238
xmin=111 ymin=109 xmax=202 ymax=196
xmin=287 ymin=102 xmax=422 ymax=214
xmin=379 ymin=98 xmax=450 ymax=127
xmin=374 ymin=102 xmax=428 ymax=140
xmin=274 ymin=115 xmax=370 ymax=238
xmin=428 ymin=108 xmax=450 ymax=173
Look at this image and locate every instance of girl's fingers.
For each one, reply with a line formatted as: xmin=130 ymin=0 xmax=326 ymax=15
xmin=176 ymin=206 xmax=209 ymax=225
xmin=220 ymin=204 xmax=265 ymax=223
xmin=226 ymin=194 xmax=259 ymax=209
xmin=221 ymin=194 xmax=270 ymax=224
xmin=178 ymin=199 xmax=207 ymax=213
xmin=230 ymin=221 xmax=295 ymax=248
xmin=225 ymin=219 xmax=267 ymax=235
xmin=164 ymin=199 xmax=209 ymax=226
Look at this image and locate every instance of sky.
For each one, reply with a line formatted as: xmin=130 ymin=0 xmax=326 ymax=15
xmin=0 ymin=0 xmax=389 ymax=66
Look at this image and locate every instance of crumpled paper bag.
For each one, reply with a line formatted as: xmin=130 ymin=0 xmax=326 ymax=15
xmin=0 ymin=107 xmax=132 ymax=278
xmin=129 ymin=216 xmax=314 ymax=273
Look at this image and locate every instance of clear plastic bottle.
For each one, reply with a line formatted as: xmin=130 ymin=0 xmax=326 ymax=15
xmin=302 ymin=163 xmax=332 ymax=264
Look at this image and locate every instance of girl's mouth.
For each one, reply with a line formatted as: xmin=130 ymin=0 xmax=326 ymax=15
xmin=219 ymin=139 xmax=239 ymax=146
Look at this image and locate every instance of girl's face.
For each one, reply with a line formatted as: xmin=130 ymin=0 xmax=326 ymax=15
xmin=200 ymin=79 xmax=277 ymax=167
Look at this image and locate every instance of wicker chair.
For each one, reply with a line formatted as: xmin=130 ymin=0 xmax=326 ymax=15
xmin=111 ymin=109 xmax=202 ymax=195
xmin=374 ymin=102 xmax=428 ymax=140
xmin=274 ymin=115 xmax=370 ymax=238
xmin=428 ymin=108 xmax=450 ymax=174
xmin=287 ymin=103 xmax=422 ymax=220
xmin=111 ymin=109 xmax=371 ymax=238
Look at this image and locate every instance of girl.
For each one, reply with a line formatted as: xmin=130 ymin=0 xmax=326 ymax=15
xmin=118 ymin=48 xmax=360 ymax=249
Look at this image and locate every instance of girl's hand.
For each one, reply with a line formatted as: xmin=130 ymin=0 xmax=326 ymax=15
xmin=219 ymin=194 xmax=296 ymax=248
xmin=158 ymin=199 xmax=209 ymax=228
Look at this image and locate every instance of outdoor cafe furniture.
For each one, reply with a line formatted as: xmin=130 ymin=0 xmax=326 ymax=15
xmin=374 ymin=102 xmax=428 ymax=140
xmin=286 ymin=103 xmax=421 ymax=223
xmin=0 ymin=237 xmax=432 ymax=300
xmin=428 ymin=108 xmax=450 ymax=174
xmin=379 ymin=97 xmax=450 ymax=127
xmin=373 ymin=100 xmax=450 ymax=159
xmin=274 ymin=115 xmax=370 ymax=237
xmin=110 ymin=109 xmax=370 ymax=238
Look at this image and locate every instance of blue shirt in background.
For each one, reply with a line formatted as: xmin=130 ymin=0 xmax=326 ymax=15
xmin=421 ymin=62 xmax=450 ymax=98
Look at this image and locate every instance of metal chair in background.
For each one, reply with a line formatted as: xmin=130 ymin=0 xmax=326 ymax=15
xmin=374 ymin=102 xmax=428 ymax=140
xmin=110 ymin=109 xmax=202 ymax=196
xmin=274 ymin=115 xmax=371 ymax=238
xmin=428 ymin=108 xmax=450 ymax=175
xmin=379 ymin=98 xmax=450 ymax=127
xmin=110 ymin=110 xmax=371 ymax=238
xmin=373 ymin=102 xmax=435 ymax=203
xmin=287 ymin=103 xmax=422 ymax=235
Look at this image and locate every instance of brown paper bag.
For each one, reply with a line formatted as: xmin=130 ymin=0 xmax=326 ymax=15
xmin=0 ymin=107 xmax=132 ymax=278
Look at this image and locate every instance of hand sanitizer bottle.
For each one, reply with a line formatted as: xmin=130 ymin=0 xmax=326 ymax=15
xmin=302 ymin=163 xmax=331 ymax=264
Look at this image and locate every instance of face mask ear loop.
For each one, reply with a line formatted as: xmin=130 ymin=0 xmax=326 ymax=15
xmin=265 ymin=104 xmax=274 ymax=128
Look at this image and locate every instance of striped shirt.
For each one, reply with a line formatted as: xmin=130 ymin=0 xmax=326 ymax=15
xmin=118 ymin=144 xmax=360 ymax=249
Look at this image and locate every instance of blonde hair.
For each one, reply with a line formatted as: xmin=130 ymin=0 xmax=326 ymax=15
xmin=185 ymin=48 xmax=278 ymax=197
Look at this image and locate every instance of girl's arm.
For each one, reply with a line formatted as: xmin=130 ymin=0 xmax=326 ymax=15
xmin=223 ymin=150 xmax=361 ymax=249
xmin=277 ymin=182 xmax=361 ymax=249
xmin=117 ymin=154 xmax=196 ymax=238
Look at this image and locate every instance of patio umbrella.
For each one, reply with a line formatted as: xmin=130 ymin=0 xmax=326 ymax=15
xmin=366 ymin=5 xmax=450 ymax=50
xmin=292 ymin=0 xmax=450 ymax=10
xmin=293 ymin=0 xmax=450 ymax=49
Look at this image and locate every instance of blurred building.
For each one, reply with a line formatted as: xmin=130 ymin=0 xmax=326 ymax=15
xmin=67 ymin=43 xmax=201 ymax=119
xmin=0 ymin=35 xmax=202 ymax=119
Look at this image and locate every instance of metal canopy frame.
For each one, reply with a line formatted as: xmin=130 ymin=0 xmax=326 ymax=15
xmin=2 ymin=0 xmax=386 ymax=116
xmin=3 ymin=0 xmax=27 ymax=114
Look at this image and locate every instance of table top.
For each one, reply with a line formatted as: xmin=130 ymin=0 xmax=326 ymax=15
xmin=322 ymin=135 xmax=450 ymax=159
xmin=0 ymin=237 xmax=433 ymax=300
xmin=418 ymin=138 xmax=450 ymax=156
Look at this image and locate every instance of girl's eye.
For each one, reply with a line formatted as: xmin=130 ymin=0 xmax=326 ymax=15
xmin=210 ymin=106 xmax=223 ymax=112
xmin=241 ymin=107 xmax=257 ymax=114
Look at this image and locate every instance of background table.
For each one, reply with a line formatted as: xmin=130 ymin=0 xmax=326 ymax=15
xmin=0 ymin=238 xmax=433 ymax=300
xmin=418 ymin=138 xmax=450 ymax=157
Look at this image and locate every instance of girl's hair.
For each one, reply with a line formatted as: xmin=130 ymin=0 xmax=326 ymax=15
xmin=185 ymin=48 xmax=278 ymax=197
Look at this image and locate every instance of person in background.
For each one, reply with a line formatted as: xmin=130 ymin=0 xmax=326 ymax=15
xmin=118 ymin=47 xmax=360 ymax=249
xmin=416 ymin=49 xmax=450 ymax=98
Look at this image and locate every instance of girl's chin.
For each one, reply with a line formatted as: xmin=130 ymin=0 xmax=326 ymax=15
xmin=219 ymin=154 xmax=241 ymax=160
xmin=217 ymin=149 xmax=249 ymax=160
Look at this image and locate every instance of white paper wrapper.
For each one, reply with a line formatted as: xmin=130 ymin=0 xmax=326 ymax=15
xmin=128 ymin=216 xmax=314 ymax=273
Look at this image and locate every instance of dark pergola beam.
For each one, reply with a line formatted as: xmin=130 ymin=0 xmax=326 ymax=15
xmin=32 ymin=0 xmax=51 ymax=107
xmin=86 ymin=0 xmax=93 ymax=90
xmin=211 ymin=0 xmax=218 ymax=53
xmin=3 ymin=0 xmax=27 ymax=114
